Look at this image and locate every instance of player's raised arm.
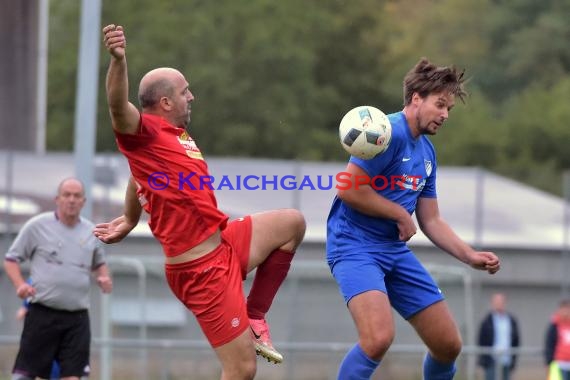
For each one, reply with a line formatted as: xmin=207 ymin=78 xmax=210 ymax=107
xmin=102 ymin=24 xmax=140 ymax=135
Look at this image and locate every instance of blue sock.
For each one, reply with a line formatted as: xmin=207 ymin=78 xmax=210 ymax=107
xmin=423 ymin=353 xmax=456 ymax=380
xmin=337 ymin=344 xmax=380 ymax=380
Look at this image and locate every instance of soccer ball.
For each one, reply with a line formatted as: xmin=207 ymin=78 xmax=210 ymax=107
xmin=339 ymin=106 xmax=392 ymax=159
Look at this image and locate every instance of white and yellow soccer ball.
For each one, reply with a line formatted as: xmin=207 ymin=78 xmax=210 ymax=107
xmin=338 ymin=106 xmax=392 ymax=160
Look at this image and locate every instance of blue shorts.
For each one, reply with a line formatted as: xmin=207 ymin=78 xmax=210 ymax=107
xmin=327 ymin=243 xmax=444 ymax=319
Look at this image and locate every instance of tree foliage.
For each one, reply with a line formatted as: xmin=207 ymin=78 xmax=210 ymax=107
xmin=45 ymin=0 xmax=570 ymax=194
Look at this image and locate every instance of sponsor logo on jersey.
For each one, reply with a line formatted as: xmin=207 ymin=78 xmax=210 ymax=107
xmin=178 ymin=132 xmax=204 ymax=160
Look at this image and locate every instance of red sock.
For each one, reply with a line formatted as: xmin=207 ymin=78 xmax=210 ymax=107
xmin=247 ymin=249 xmax=294 ymax=320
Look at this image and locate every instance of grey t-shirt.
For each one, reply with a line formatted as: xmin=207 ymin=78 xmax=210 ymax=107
xmin=5 ymin=212 xmax=106 ymax=311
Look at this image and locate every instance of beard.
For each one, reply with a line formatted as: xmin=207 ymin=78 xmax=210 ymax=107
xmin=179 ymin=111 xmax=191 ymax=130
xmin=416 ymin=114 xmax=438 ymax=136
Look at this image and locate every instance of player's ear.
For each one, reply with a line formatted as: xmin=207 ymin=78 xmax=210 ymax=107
xmin=411 ymin=92 xmax=425 ymax=107
xmin=159 ymin=96 xmax=172 ymax=111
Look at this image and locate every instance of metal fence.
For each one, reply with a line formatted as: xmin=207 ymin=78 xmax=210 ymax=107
xmin=0 ymin=256 xmax=548 ymax=380
xmin=0 ymin=334 xmax=546 ymax=380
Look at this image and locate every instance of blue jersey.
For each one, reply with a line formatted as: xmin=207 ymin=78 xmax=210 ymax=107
xmin=328 ymin=111 xmax=437 ymax=245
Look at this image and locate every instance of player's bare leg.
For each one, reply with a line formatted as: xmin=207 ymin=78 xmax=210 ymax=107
xmin=247 ymin=209 xmax=305 ymax=270
xmin=246 ymin=209 xmax=306 ymax=363
xmin=409 ymin=300 xmax=462 ymax=379
xmin=214 ymin=329 xmax=257 ymax=380
xmin=348 ymin=290 xmax=395 ymax=361
xmin=333 ymin=290 xmax=392 ymax=378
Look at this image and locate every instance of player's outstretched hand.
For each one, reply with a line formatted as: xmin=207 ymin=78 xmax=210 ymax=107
xmin=93 ymin=215 xmax=136 ymax=244
xmin=468 ymin=251 xmax=500 ymax=274
xmin=102 ymin=24 xmax=126 ymax=59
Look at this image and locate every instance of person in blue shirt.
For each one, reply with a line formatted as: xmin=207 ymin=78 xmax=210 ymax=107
xmin=326 ymin=57 xmax=501 ymax=380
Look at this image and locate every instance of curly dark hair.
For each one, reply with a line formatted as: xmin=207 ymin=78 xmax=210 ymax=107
xmin=403 ymin=57 xmax=467 ymax=106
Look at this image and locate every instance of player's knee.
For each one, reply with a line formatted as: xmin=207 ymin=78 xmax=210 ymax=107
xmin=446 ymin=336 xmax=463 ymax=361
xmin=224 ymin=361 xmax=256 ymax=380
xmin=361 ymin=330 xmax=394 ymax=360
xmin=290 ymin=208 xmax=306 ymax=233
xmin=432 ymin=335 xmax=462 ymax=363
xmin=238 ymin=359 xmax=257 ymax=380
xmin=282 ymin=208 xmax=306 ymax=248
xmin=296 ymin=212 xmax=306 ymax=241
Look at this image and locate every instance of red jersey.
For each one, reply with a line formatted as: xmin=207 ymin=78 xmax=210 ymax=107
xmin=115 ymin=113 xmax=228 ymax=257
xmin=553 ymin=315 xmax=570 ymax=362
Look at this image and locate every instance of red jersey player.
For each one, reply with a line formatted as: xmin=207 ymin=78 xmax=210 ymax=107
xmin=95 ymin=24 xmax=306 ymax=380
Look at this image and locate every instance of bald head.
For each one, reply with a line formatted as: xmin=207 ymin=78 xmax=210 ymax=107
xmin=57 ymin=177 xmax=85 ymax=196
xmin=138 ymin=68 xmax=185 ymax=109
xmin=137 ymin=67 xmax=194 ymax=128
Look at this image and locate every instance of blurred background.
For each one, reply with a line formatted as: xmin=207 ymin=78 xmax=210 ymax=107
xmin=1 ymin=0 xmax=570 ymax=379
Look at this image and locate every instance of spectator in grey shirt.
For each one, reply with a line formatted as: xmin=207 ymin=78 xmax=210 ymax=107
xmin=3 ymin=177 xmax=112 ymax=380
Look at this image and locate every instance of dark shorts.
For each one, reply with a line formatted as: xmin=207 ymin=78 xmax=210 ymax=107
xmin=13 ymin=303 xmax=91 ymax=379
xmin=165 ymin=216 xmax=252 ymax=348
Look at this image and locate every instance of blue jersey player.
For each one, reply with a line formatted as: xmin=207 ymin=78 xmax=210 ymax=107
xmin=327 ymin=58 xmax=500 ymax=380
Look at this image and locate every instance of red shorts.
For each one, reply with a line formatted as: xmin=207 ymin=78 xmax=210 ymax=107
xmin=164 ymin=216 xmax=252 ymax=347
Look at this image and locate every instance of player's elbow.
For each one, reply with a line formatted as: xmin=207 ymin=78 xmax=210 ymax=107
xmin=418 ymin=215 xmax=444 ymax=236
xmin=337 ymin=187 xmax=362 ymax=209
xmin=337 ymin=188 xmax=351 ymax=204
xmin=109 ymin=110 xmax=140 ymax=135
